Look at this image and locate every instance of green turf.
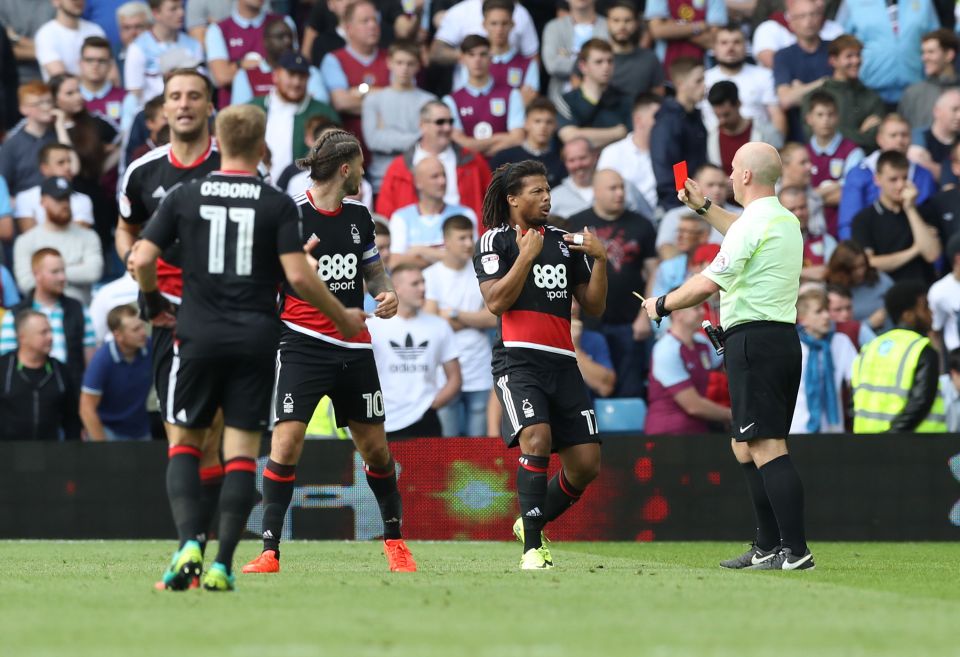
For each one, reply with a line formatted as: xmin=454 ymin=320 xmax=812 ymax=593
xmin=1 ymin=541 xmax=957 ymax=657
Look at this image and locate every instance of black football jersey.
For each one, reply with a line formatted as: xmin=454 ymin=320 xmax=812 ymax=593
xmin=474 ymin=224 xmax=592 ymax=374
xmin=119 ymin=140 xmax=220 ymax=301
xmin=280 ymin=194 xmax=379 ymax=348
xmin=141 ymin=172 xmax=303 ymax=358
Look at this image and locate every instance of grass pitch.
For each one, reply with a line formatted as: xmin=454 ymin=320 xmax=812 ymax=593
xmin=1 ymin=541 xmax=957 ymax=657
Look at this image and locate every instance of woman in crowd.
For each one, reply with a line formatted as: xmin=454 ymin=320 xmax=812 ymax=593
xmin=825 ymin=240 xmax=893 ymax=331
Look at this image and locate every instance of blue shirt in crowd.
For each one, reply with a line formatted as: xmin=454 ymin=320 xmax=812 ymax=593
xmin=81 ymin=338 xmax=152 ymax=440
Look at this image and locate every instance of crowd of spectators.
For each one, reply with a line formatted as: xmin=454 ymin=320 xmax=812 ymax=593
xmin=1 ymin=0 xmax=960 ymax=440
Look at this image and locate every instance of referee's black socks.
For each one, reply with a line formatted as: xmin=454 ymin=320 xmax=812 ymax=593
xmin=365 ymin=458 xmax=403 ymax=540
xmin=740 ymin=462 xmax=780 ymax=552
xmin=544 ymin=469 xmax=583 ymax=522
xmin=215 ymin=457 xmax=258 ymax=574
xmin=261 ymin=459 xmax=297 ymax=556
xmin=760 ymin=454 xmax=808 ymax=555
xmin=166 ymin=445 xmax=206 ymax=547
xmin=517 ymin=454 xmax=549 ymax=551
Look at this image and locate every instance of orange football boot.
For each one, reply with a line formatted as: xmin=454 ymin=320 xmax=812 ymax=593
xmin=383 ymin=539 xmax=417 ymax=572
xmin=241 ymin=550 xmax=280 ymax=573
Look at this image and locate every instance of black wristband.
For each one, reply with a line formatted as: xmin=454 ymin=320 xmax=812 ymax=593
xmin=695 ymin=197 xmax=712 ymax=215
xmin=142 ymin=289 xmax=171 ymax=320
xmin=656 ymin=294 xmax=671 ymax=318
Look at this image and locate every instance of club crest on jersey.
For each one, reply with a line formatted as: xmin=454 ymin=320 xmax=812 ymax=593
xmin=559 ymin=241 xmax=570 ymax=258
xmin=507 ymin=67 xmax=523 ymax=87
xmin=490 ymin=98 xmax=506 ymax=117
xmin=282 ymin=393 xmax=294 ymax=414
xmin=151 ymin=185 xmax=166 ymax=199
xmin=351 ymin=224 xmax=361 ymax=244
xmin=829 ymin=158 xmax=844 ymax=180
xmin=481 ymin=253 xmax=500 ymax=275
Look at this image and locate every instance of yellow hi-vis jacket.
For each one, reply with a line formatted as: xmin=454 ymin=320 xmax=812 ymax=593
xmin=851 ymin=329 xmax=946 ymax=433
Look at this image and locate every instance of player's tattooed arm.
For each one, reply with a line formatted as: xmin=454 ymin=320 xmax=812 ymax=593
xmin=363 ymin=260 xmax=398 ymax=319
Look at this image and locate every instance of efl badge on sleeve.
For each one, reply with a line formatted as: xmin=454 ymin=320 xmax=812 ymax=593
xmin=490 ymin=98 xmax=506 ymax=117
xmin=829 ymin=158 xmax=844 ymax=180
xmin=474 ymin=121 xmax=494 ymax=139
xmin=106 ymin=101 xmax=121 ymax=120
xmin=507 ymin=67 xmax=523 ymax=87
xmin=481 ymin=253 xmax=500 ymax=275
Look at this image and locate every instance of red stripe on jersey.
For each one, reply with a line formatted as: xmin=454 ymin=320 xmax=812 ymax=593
xmin=168 ymin=138 xmax=214 ymax=169
xmin=501 ymin=309 xmax=575 ymax=357
xmin=306 ymin=189 xmax=343 ymax=216
xmin=156 ymin=257 xmax=183 ymax=301
xmin=281 ymin=295 xmax=372 ymax=346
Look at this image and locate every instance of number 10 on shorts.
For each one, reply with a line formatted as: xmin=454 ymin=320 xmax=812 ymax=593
xmin=581 ymin=409 xmax=598 ymax=435
xmin=363 ymin=391 xmax=385 ymax=418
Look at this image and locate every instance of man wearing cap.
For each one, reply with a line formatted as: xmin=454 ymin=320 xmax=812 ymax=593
xmin=250 ymin=50 xmax=340 ymax=181
xmin=12 ymin=177 xmax=103 ymax=305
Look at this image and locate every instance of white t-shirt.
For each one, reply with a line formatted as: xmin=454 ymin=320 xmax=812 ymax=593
xmin=929 ymin=273 xmax=960 ymax=352
xmin=34 ymin=18 xmax=106 ymax=80
xmin=701 ymin=64 xmax=778 ymax=130
xmin=790 ymin=332 xmax=857 ymax=434
xmin=264 ymin=91 xmax=299 ymax=182
xmin=435 ymin=0 xmax=539 ymax=58
xmin=597 ymin=134 xmax=658 ymax=211
xmin=369 ymin=312 xmax=459 ymax=432
xmin=423 ymin=261 xmax=492 ymax=392
xmin=14 ymin=186 xmax=94 ymax=226
xmin=751 ymin=19 xmax=844 ymax=60
xmin=88 ymin=273 xmax=139 ymax=345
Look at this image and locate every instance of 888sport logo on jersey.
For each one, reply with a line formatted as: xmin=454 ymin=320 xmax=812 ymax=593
xmin=533 ymin=264 xmax=567 ymax=300
xmin=316 ymin=253 xmax=358 ymax=292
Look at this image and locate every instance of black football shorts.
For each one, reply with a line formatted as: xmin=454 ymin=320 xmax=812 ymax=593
xmin=272 ymin=331 xmax=385 ymax=428
xmin=492 ymin=364 xmax=600 ymax=449
xmin=166 ymin=348 xmax=275 ymax=431
xmin=724 ymin=321 xmax=802 ymax=442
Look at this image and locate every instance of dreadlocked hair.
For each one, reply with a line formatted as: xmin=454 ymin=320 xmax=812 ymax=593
xmin=295 ymin=129 xmax=362 ymax=182
xmin=481 ymin=160 xmax=548 ymax=229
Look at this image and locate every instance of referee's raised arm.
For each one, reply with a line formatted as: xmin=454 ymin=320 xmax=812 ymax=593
xmin=642 ymin=142 xmax=814 ymax=572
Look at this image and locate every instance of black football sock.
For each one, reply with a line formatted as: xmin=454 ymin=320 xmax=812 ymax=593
xmin=166 ymin=445 xmax=206 ymax=547
xmin=261 ymin=459 xmax=297 ymax=556
xmin=198 ymin=464 xmax=224 ymax=555
xmin=214 ymin=457 xmax=258 ymax=574
xmin=759 ymin=454 xmax=808 ymax=555
xmin=516 ymin=454 xmax=549 ymax=552
xmin=543 ymin=469 xmax=583 ymax=523
xmin=741 ymin=461 xmax=780 ymax=551
xmin=365 ymin=458 xmax=402 ymax=540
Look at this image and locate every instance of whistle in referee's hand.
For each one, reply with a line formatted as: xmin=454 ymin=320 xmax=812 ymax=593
xmin=701 ymin=320 xmax=725 ymax=356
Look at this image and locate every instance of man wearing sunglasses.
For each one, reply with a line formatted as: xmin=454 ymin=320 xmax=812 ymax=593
xmin=376 ymin=100 xmax=492 ymax=222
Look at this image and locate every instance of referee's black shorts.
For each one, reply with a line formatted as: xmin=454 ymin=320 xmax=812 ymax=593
xmin=723 ymin=321 xmax=801 ymax=442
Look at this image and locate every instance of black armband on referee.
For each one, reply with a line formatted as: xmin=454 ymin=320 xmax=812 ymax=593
xmin=656 ymin=295 xmax=672 ymax=318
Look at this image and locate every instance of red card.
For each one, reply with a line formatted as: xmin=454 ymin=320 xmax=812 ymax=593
xmin=673 ymin=161 xmax=688 ymax=191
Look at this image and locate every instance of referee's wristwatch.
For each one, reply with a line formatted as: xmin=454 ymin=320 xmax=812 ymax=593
xmin=695 ymin=197 xmax=712 ymax=215
xmin=655 ymin=295 xmax=672 ymax=319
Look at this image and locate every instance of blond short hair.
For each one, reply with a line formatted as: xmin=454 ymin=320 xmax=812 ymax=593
xmin=215 ymin=105 xmax=267 ymax=160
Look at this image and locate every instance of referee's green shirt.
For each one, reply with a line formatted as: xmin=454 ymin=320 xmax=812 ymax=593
xmin=701 ymin=195 xmax=803 ymax=330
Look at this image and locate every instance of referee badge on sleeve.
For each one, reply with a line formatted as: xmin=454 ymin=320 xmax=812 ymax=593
xmin=482 ymin=253 xmax=500 ymax=274
xmin=709 ymin=251 xmax=730 ymax=273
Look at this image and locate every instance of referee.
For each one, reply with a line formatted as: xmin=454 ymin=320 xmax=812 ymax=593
xmin=642 ymin=142 xmax=814 ymax=571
